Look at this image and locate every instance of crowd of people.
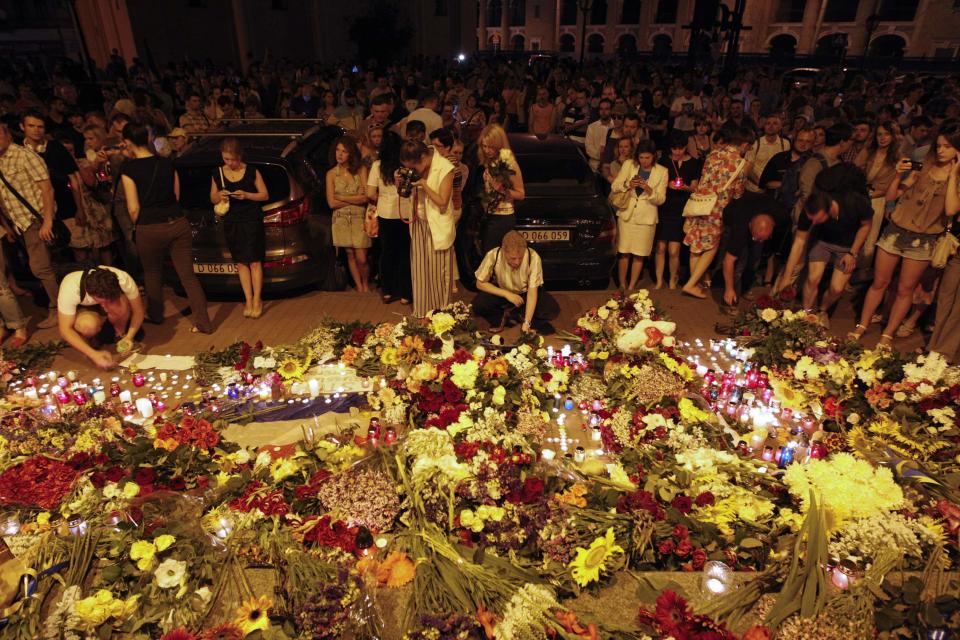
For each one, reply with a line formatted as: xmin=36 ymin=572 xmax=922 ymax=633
xmin=1 ymin=52 xmax=959 ymax=367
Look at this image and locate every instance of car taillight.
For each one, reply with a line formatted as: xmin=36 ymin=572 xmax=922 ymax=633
xmin=593 ymin=217 xmax=616 ymax=248
xmin=263 ymin=254 xmax=310 ymax=269
xmin=263 ymin=197 xmax=309 ymax=227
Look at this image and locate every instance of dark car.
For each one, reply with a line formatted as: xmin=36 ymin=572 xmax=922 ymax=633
xmin=174 ymin=121 xmax=342 ymax=293
xmin=460 ymin=134 xmax=615 ymax=289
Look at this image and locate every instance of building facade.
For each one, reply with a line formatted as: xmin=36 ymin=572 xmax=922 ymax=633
xmin=475 ymin=0 xmax=960 ymax=60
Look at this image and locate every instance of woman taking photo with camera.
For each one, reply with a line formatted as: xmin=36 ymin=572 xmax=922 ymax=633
xmin=326 ymin=136 xmax=371 ymax=293
xmin=478 ymin=123 xmax=525 ymax=253
xmin=399 ymin=139 xmax=455 ymax=317
xmin=852 ymin=121 xmax=960 ymax=348
xmin=210 ymin=137 xmax=269 ymax=318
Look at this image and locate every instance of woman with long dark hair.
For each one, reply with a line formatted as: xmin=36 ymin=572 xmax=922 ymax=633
xmin=854 ymin=120 xmax=901 ymax=260
xmin=366 ymin=130 xmax=412 ymax=304
xmin=326 ymin=136 xmax=370 ymax=292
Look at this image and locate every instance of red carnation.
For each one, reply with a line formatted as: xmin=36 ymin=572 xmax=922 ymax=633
xmin=671 ymin=495 xmax=693 ymax=514
xmin=105 ymin=467 xmax=125 ymax=483
xmin=695 ymin=492 xmax=716 ymax=507
xmin=672 ymin=524 xmax=689 ymax=539
xmin=675 ymin=539 xmax=693 ymax=558
xmin=134 ymin=467 xmax=157 ymax=486
xmin=691 ymin=548 xmax=707 ymax=570
xmin=657 ymin=539 xmax=675 ymax=555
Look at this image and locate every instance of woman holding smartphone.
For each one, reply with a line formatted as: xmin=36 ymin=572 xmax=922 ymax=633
xmin=210 ymin=137 xmax=269 ymax=318
xmin=610 ymin=139 xmax=668 ymax=292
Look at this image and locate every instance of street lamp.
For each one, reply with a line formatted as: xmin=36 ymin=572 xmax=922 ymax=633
xmin=578 ymin=0 xmax=593 ymax=70
xmin=862 ymin=13 xmax=880 ymax=71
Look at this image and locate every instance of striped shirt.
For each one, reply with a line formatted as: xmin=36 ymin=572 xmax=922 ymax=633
xmin=0 ymin=143 xmax=49 ymax=232
xmin=179 ymin=110 xmax=213 ymax=133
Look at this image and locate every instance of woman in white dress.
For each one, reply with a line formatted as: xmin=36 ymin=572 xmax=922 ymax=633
xmin=610 ymin=139 xmax=668 ymax=292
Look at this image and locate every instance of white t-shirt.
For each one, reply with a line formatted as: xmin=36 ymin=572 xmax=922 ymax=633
xmin=367 ymin=160 xmax=412 ymax=220
xmin=404 ymin=107 xmax=443 ymax=138
xmin=475 ymin=247 xmax=544 ymax=294
xmin=670 ymin=95 xmax=702 ymax=131
xmin=57 ymin=266 xmax=140 ymax=316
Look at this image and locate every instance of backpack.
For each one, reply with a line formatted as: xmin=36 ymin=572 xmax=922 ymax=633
xmin=775 ymin=151 xmax=826 ymax=213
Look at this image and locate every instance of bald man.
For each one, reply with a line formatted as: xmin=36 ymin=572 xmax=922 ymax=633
xmin=720 ymin=192 xmax=787 ymax=309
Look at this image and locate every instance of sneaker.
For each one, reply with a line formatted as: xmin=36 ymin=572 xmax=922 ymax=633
xmin=36 ymin=313 xmax=58 ymax=329
xmin=817 ymin=310 xmax=831 ymax=329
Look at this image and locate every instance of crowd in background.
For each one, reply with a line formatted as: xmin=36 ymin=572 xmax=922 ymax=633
xmin=0 ymin=51 xmax=959 ymax=364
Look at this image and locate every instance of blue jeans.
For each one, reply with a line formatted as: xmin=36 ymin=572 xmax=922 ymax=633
xmin=0 ymin=241 xmax=27 ymax=330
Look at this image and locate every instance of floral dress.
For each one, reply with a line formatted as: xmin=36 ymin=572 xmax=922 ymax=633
xmin=683 ymin=144 xmax=746 ymax=254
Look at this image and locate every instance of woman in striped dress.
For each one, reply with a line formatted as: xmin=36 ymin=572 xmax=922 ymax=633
xmin=399 ymin=140 xmax=455 ymax=317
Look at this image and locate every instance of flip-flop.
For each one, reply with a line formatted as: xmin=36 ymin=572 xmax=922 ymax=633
xmin=7 ymin=334 xmax=28 ymax=348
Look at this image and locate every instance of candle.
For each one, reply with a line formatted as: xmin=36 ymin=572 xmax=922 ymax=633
xmin=592 ymin=427 xmax=602 ymax=441
xmin=132 ymin=373 xmax=146 ymax=387
xmin=574 ymin=446 xmax=586 ymax=462
xmin=1 ymin=515 xmax=20 ymax=536
xmin=23 ymin=387 xmax=38 ymax=401
xmin=135 ymin=398 xmax=154 ymax=418
xmin=72 ymin=391 xmax=88 ymax=406
xmin=91 ymin=390 xmax=106 ymax=405
xmin=308 ymin=379 xmax=320 ymax=398
xmin=761 ymin=446 xmax=774 ymax=462
xmin=384 ymin=428 xmax=397 ymax=445
xmin=541 ymin=448 xmax=556 ymax=461
xmin=563 ymin=396 xmax=575 ymax=411
xmin=258 ymin=385 xmax=271 ymax=401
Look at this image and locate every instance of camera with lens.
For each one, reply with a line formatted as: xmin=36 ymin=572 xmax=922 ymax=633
xmin=397 ymin=167 xmax=420 ymax=198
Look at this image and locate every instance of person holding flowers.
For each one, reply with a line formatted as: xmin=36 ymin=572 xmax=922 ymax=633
xmin=478 ymin=123 xmax=525 ymax=254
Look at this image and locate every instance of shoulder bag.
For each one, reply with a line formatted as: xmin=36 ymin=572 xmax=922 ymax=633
xmin=931 ymin=221 xmax=959 ymax=269
xmin=682 ymin=158 xmax=746 ymax=218
xmin=213 ymin=166 xmax=230 ymax=217
xmin=608 ymin=160 xmax=636 ymax=212
xmin=0 ymin=167 xmax=71 ymax=249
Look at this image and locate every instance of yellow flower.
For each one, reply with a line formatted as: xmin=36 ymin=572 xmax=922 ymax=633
xmin=234 ymin=595 xmax=273 ymax=635
xmin=270 ymin=457 xmax=300 ymax=483
xmin=597 ymin=306 xmax=610 ymax=320
xmin=411 ymin=362 xmax=438 ymax=381
xmin=491 ymin=385 xmax=506 ymax=406
xmin=380 ymin=347 xmax=399 ymax=366
xmin=760 ymin=308 xmax=779 ymax=322
xmin=154 ymin=534 xmax=176 ymax=552
xmin=430 ymin=312 xmax=456 ymax=336
xmin=36 ymin=512 xmax=50 ymax=526
xmin=450 ymin=359 xmax=479 ymax=390
xmin=767 ymin=376 xmax=809 ymax=412
xmin=121 ymin=482 xmax=140 ymax=498
xmin=569 ymin=527 xmax=624 ymax=586
xmin=130 ymin=540 xmax=157 ymax=571
xmin=277 ymin=358 xmax=306 ymax=380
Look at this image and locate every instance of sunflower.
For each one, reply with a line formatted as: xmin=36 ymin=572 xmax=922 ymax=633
xmin=767 ymin=376 xmax=808 ymax=412
xmin=233 ymin=595 xmax=273 ymax=635
xmin=568 ymin=527 xmax=624 ymax=587
xmin=200 ymin=624 xmax=244 ymax=640
xmin=277 ymin=358 xmax=306 ymax=380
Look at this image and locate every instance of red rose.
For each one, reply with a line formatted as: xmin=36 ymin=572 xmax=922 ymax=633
xmin=671 ymin=495 xmax=693 ymax=514
xmin=105 ymin=467 xmax=125 ymax=483
xmin=541 ymin=372 xmax=552 ymax=382
xmin=90 ymin=472 xmax=108 ymax=488
xmin=778 ymin=286 xmax=797 ymax=302
xmin=691 ymin=548 xmax=707 ymax=570
xmin=520 ymin=476 xmax=545 ymax=503
xmin=695 ymin=492 xmax=715 ymax=507
xmin=672 ymin=524 xmax=689 ymax=539
xmin=675 ymin=539 xmax=693 ymax=558
xmin=134 ymin=467 xmax=157 ymax=486
xmin=658 ymin=539 xmax=676 ymax=555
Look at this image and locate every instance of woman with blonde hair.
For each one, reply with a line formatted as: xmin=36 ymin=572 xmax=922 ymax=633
xmin=477 ymin=123 xmax=525 ymax=253
xmin=210 ymin=137 xmax=270 ymax=318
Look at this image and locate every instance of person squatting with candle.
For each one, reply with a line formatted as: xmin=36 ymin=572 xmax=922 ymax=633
xmin=472 ymin=230 xmax=559 ymax=335
xmin=57 ymin=266 xmax=145 ymax=370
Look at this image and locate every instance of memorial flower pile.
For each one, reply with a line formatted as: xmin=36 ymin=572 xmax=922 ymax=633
xmin=1 ymin=295 xmax=959 ymax=639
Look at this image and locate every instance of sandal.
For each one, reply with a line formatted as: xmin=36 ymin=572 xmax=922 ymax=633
xmin=381 ymin=295 xmax=395 ymax=304
xmin=7 ymin=331 xmax=28 ymax=348
xmin=877 ymin=334 xmax=894 ymax=350
xmin=895 ymin=322 xmax=916 ymax=338
xmin=847 ymin=324 xmax=867 ymax=341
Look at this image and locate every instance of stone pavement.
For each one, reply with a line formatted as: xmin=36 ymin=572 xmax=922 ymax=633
xmin=16 ymin=280 xmax=926 ymax=379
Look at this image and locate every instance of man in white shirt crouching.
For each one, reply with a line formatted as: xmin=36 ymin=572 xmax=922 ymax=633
xmin=473 ymin=231 xmax=558 ymax=334
xmin=58 ymin=266 xmax=145 ymax=369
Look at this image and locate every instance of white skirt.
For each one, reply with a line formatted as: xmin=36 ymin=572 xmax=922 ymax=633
xmin=617 ymin=221 xmax=655 ymax=257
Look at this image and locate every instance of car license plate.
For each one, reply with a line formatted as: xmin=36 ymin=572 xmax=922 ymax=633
xmin=193 ymin=263 xmax=238 ymax=275
xmin=518 ymin=229 xmax=570 ymax=243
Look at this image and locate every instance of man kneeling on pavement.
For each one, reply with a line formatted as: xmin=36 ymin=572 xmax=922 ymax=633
xmin=58 ymin=266 xmax=144 ymax=369
xmin=473 ymin=231 xmax=559 ymax=334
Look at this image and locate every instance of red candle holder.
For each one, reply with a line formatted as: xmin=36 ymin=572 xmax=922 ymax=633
xmin=132 ymin=373 xmax=146 ymax=387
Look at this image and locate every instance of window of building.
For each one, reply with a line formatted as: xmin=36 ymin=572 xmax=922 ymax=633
xmin=487 ymin=0 xmax=503 ymax=25
xmin=587 ymin=33 xmax=605 ymax=53
xmin=559 ymin=33 xmax=576 ymax=52
xmin=509 ymin=0 xmax=526 ymax=25
xmin=511 ymin=34 xmax=525 ymax=50
xmin=621 ymin=0 xmax=642 ymax=23
xmin=877 ymin=0 xmax=918 ymax=21
xmin=590 ymin=0 xmax=608 ymax=24
xmin=434 ymin=0 xmax=447 ymax=17
xmin=618 ymin=33 xmax=638 ymax=53
xmin=823 ymin=0 xmax=859 ymax=22
xmin=934 ymin=46 xmax=957 ymax=59
xmin=652 ymin=33 xmax=672 ymax=56
xmin=531 ymin=37 xmax=542 ymax=50
xmin=774 ymin=0 xmax=805 ymax=22
xmin=654 ymin=0 xmax=678 ymax=24
xmin=533 ymin=3 xmax=540 ymax=18
xmin=560 ymin=0 xmax=578 ymax=25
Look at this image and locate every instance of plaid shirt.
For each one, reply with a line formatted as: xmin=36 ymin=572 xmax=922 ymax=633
xmin=179 ymin=110 xmax=213 ymax=133
xmin=0 ymin=143 xmax=49 ymax=232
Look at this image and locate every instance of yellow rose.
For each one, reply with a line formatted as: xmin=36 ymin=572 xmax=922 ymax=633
xmin=597 ymin=306 xmax=610 ymax=320
xmin=760 ymin=308 xmax=778 ymax=322
xmin=121 ymin=482 xmax=140 ymax=498
xmin=36 ymin=512 xmax=51 ymax=526
xmin=154 ymin=534 xmax=176 ymax=552
xmin=130 ymin=540 xmax=157 ymax=571
xmin=491 ymin=385 xmax=506 ymax=406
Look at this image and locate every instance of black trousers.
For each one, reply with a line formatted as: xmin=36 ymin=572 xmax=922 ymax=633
xmin=472 ymin=287 xmax=559 ymax=327
xmin=481 ymin=214 xmax=515 ymax=255
xmin=378 ymin=217 xmax=412 ymax=300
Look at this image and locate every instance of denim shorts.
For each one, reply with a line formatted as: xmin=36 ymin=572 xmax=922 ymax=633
xmin=808 ymin=240 xmax=850 ymax=267
xmin=876 ymin=221 xmax=937 ymax=261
